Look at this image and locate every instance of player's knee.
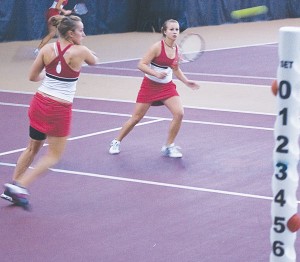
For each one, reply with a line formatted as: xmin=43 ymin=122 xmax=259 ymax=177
xmin=174 ymin=110 xmax=184 ymax=121
xmin=46 ymin=153 xmax=62 ymax=167
xmin=27 ymin=141 xmax=44 ymax=156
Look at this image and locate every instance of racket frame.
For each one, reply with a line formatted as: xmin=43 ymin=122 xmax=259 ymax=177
xmin=178 ymin=33 xmax=205 ymax=63
xmin=73 ymin=3 xmax=88 ymax=15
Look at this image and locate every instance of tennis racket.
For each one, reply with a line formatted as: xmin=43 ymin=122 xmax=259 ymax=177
xmin=72 ymin=3 xmax=88 ymax=15
xmin=178 ymin=33 xmax=205 ymax=63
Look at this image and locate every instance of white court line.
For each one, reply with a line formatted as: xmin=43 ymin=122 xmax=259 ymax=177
xmin=85 ymin=42 xmax=277 ymax=65
xmin=0 ymin=101 xmax=274 ymax=130
xmin=0 ymin=161 xmax=273 ymax=201
xmin=0 ymin=89 xmax=276 ymax=116
xmin=84 ymin=65 xmax=274 ymax=82
xmin=73 ymin=95 xmax=275 ymax=116
xmin=83 ymin=42 xmax=277 ymax=81
xmin=0 ymin=101 xmax=273 ymax=156
xmin=67 ymin=118 xmax=164 ymax=141
xmin=0 ymin=119 xmax=164 ymax=156
xmin=73 ymin=109 xmax=274 ymax=131
xmin=0 ymin=102 xmax=29 ymax=107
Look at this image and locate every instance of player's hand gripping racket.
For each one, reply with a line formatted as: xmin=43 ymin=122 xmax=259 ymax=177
xmin=178 ymin=33 xmax=205 ymax=63
xmin=72 ymin=3 xmax=88 ymax=15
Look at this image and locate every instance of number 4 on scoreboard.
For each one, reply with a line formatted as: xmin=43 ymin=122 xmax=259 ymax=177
xmin=274 ymin=189 xmax=286 ymax=207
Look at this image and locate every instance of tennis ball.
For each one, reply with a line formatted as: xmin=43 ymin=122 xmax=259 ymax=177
xmin=231 ymin=6 xmax=268 ymax=19
xmin=271 ymin=80 xmax=278 ymax=96
xmin=287 ymin=214 xmax=300 ymax=232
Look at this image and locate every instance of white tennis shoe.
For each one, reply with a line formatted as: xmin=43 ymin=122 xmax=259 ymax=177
xmin=109 ymin=139 xmax=120 ymax=154
xmin=2 ymin=183 xmax=30 ymax=210
xmin=33 ymin=48 xmax=39 ymax=57
xmin=161 ymin=143 xmax=183 ymax=158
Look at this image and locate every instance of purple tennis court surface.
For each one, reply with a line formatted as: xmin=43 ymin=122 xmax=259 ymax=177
xmin=82 ymin=43 xmax=278 ymax=85
xmin=1 ymin=44 xmax=299 ymax=262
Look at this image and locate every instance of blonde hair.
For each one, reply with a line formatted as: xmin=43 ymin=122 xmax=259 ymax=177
xmin=50 ymin=15 xmax=82 ymax=39
xmin=161 ymin=19 xmax=179 ymax=37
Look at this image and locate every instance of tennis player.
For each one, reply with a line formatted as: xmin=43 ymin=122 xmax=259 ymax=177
xmin=109 ymin=19 xmax=199 ymax=158
xmin=1 ymin=15 xmax=98 ymax=207
xmin=34 ymin=0 xmax=72 ymax=56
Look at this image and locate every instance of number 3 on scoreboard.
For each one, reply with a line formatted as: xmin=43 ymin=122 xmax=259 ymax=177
xmin=275 ymin=162 xmax=288 ymax=180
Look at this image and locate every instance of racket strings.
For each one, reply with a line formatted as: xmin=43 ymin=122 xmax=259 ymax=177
xmin=73 ymin=3 xmax=88 ymax=15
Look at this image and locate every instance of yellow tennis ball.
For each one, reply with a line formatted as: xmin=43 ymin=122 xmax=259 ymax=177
xmin=231 ymin=5 xmax=268 ymax=19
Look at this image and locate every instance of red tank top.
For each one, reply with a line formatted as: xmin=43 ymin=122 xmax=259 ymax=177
xmin=45 ymin=41 xmax=80 ymax=79
xmin=152 ymin=40 xmax=179 ymax=68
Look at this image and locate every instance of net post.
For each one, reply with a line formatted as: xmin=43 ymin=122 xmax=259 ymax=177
xmin=270 ymin=27 xmax=300 ymax=262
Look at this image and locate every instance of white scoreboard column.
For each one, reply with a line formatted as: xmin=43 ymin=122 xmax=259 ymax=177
xmin=271 ymin=27 xmax=300 ymax=262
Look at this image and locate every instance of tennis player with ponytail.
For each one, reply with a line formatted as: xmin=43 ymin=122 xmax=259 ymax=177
xmin=1 ymin=15 xmax=98 ymax=209
xmin=109 ymin=19 xmax=199 ymax=158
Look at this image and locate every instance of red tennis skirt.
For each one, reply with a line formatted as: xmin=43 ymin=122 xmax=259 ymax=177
xmin=46 ymin=8 xmax=60 ymax=22
xmin=136 ymin=77 xmax=179 ymax=105
xmin=28 ymin=93 xmax=72 ymax=137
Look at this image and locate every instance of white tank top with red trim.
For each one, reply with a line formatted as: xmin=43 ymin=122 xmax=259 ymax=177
xmin=38 ymin=42 xmax=80 ymax=103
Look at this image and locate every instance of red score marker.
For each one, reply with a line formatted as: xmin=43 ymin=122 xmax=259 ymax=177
xmin=271 ymin=80 xmax=278 ymax=96
xmin=287 ymin=214 xmax=300 ymax=232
